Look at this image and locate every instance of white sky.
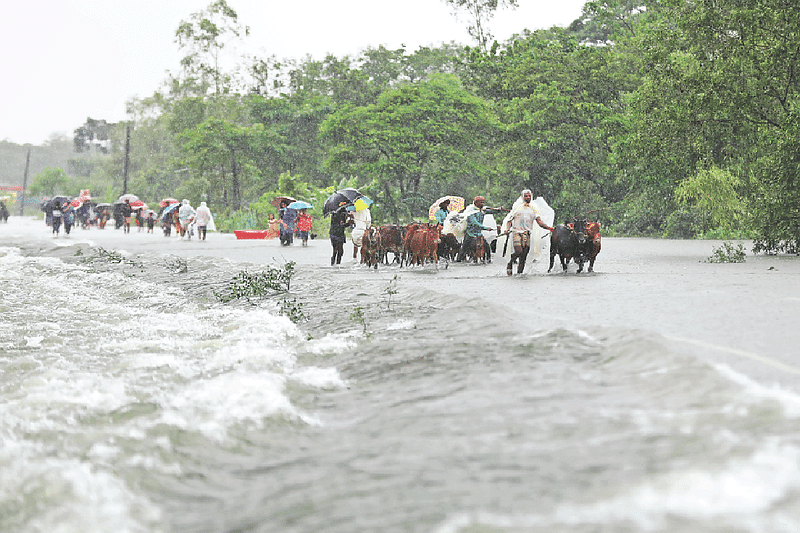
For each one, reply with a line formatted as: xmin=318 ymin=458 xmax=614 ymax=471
xmin=1 ymin=0 xmax=586 ymax=146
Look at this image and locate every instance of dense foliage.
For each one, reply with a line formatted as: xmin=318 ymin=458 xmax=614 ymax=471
xmin=9 ymin=0 xmax=800 ymax=252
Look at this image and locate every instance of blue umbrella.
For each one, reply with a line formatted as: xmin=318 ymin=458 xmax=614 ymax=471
xmin=162 ymin=202 xmax=180 ymax=215
xmin=287 ymin=201 xmax=313 ymax=210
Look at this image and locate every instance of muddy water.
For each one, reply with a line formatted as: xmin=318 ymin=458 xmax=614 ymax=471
xmin=2 ymin=217 xmax=800 ymax=533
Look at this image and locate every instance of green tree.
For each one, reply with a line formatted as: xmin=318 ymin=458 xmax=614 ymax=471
xmin=28 ymin=167 xmax=71 ymax=196
xmin=174 ymin=0 xmax=249 ymax=96
xmin=320 ymin=74 xmax=498 ymax=219
xmin=443 ymin=0 xmax=519 ymax=51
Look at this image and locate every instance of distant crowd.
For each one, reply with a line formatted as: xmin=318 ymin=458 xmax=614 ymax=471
xmin=40 ymin=194 xmax=214 ymax=241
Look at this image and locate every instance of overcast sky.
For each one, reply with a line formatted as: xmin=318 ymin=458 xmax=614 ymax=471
xmin=1 ymin=0 xmax=586 ymax=146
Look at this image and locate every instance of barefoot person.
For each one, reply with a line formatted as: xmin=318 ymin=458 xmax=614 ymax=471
xmin=120 ymin=199 xmax=133 ymax=234
xmin=504 ymin=189 xmax=554 ymax=276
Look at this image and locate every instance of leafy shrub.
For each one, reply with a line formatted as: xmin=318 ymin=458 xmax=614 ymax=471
xmin=215 ymin=262 xmax=296 ymax=302
xmin=706 ymin=242 xmax=746 ymax=263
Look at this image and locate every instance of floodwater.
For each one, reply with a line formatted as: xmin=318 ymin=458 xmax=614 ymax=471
xmin=2 ymin=216 xmax=800 ymax=533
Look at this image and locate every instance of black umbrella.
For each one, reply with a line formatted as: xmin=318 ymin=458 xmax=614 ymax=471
xmin=323 ymin=188 xmax=363 ymax=216
xmin=47 ymin=196 xmax=71 ymax=210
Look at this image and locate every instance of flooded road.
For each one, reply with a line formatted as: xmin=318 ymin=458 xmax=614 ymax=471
xmin=2 ymin=216 xmax=800 ymax=532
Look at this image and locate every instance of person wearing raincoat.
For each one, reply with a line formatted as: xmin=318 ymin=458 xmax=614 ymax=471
xmin=456 ymin=196 xmax=502 ymax=263
xmin=178 ymin=199 xmax=196 ymax=240
xmin=350 ymin=204 xmax=371 ymax=259
xmin=193 ymin=202 xmax=214 ymax=241
xmin=504 ymin=189 xmax=554 ymax=276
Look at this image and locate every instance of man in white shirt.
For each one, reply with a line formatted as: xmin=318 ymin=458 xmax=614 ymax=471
xmin=505 ymin=189 xmax=554 ymax=276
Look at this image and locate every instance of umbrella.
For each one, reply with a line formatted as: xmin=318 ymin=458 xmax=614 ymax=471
xmin=48 ymin=196 xmax=71 ymax=209
xmin=353 ymin=196 xmax=373 ymax=211
xmin=162 ymin=202 xmax=181 ymax=215
xmin=323 ymin=188 xmax=363 ymax=216
xmin=160 ymin=198 xmax=179 ymax=208
xmin=287 ymin=200 xmax=313 ymax=210
xmin=95 ymin=203 xmax=111 ymax=208
xmin=69 ymin=198 xmax=82 ymax=208
xmin=271 ymin=196 xmax=296 ymax=209
xmin=130 ymin=200 xmax=147 ymax=210
xmin=118 ymin=193 xmax=139 ymax=203
xmin=428 ymin=195 xmax=465 ymax=221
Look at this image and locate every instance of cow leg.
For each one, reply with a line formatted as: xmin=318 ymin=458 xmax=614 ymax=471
xmin=588 ymin=256 xmax=595 ymax=273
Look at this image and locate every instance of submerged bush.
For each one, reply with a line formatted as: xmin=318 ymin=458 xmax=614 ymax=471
xmin=706 ymin=242 xmax=746 ymax=263
xmin=215 ymin=262 xmax=296 ymax=302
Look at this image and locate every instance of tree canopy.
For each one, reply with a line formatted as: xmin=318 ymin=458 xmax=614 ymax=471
xmin=14 ymin=0 xmax=800 ymax=252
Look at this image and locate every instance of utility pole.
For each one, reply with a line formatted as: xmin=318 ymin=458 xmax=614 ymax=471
xmin=19 ymin=148 xmax=31 ymax=216
xmin=122 ymin=123 xmax=131 ymax=195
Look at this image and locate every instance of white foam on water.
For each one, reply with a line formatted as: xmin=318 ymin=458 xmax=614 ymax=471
xmin=304 ymin=331 xmax=360 ymax=355
xmin=16 ymin=458 xmax=163 ymax=533
xmin=555 ymin=439 xmax=800 ymax=530
xmin=433 ymin=441 xmax=800 ymax=533
xmin=714 ymin=363 xmax=800 ymax=417
xmin=386 ymin=319 xmax=417 ymax=331
xmin=157 ymin=370 xmax=310 ymax=442
xmin=289 ymin=366 xmax=348 ymax=389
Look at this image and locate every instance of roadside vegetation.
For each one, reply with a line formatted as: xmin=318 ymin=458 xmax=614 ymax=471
xmin=9 ymin=0 xmax=800 ymax=253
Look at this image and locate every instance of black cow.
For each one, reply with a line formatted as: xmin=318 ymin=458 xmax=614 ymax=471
xmin=437 ymin=233 xmax=460 ymax=262
xmin=548 ymin=218 xmax=588 ymax=273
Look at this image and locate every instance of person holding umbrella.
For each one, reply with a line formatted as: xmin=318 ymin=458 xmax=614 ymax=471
xmin=279 ymin=199 xmax=296 ymax=246
xmin=295 ymin=207 xmax=313 ymax=246
xmin=434 ymin=199 xmax=450 ymax=226
xmin=62 ymin=200 xmax=76 ymax=235
xmin=120 ymin=199 xmax=133 ymax=233
xmin=329 ymin=202 xmax=353 ymax=265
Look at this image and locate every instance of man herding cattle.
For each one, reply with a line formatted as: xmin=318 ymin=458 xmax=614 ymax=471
xmin=456 ymin=196 xmax=503 ymax=263
xmin=504 ymin=189 xmax=554 ymax=276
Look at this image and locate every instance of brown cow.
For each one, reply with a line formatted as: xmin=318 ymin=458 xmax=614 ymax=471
xmin=585 ymin=221 xmax=601 ymax=272
xmin=378 ymin=224 xmax=404 ymax=265
xmin=409 ymin=224 xmax=442 ymax=268
xmin=360 ymin=227 xmax=382 ymax=269
xmin=401 ymin=222 xmax=425 ymax=267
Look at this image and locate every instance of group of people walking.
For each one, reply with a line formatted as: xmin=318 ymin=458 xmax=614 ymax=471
xmin=332 ymin=189 xmax=555 ymax=274
xmin=41 ymin=195 xmax=215 ymax=241
xmin=276 ymin=199 xmax=313 ymax=247
xmin=159 ymin=199 xmax=214 ymax=240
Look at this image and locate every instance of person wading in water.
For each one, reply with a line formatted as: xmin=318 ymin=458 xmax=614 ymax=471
xmin=504 ymin=189 xmax=554 ymax=276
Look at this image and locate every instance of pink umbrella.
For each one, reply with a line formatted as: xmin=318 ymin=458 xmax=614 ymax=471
xmin=70 ymin=198 xmax=82 ymax=208
xmin=129 ymin=199 xmax=147 ymax=210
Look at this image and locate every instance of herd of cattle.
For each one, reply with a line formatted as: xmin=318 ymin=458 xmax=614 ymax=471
xmin=356 ymin=218 xmax=601 ymax=273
